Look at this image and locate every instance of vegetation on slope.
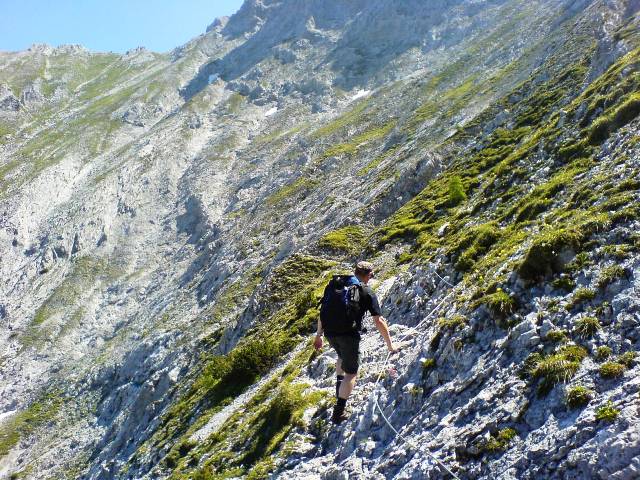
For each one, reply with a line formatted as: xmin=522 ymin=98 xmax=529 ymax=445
xmin=127 ymin=255 xmax=336 ymax=479
xmin=0 ymin=390 xmax=63 ymax=458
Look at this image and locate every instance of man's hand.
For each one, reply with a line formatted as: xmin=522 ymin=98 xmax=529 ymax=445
xmin=313 ymin=334 xmax=323 ymax=351
xmin=388 ymin=342 xmax=399 ymax=354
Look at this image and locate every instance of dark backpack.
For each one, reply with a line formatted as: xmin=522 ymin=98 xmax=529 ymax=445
xmin=319 ymin=275 xmax=363 ymax=334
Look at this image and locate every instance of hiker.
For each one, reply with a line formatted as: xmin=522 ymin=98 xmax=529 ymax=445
xmin=314 ymin=261 xmax=397 ymax=424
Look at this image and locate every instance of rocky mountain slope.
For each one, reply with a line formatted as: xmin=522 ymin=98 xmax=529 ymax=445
xmin=1 ymin=0 xmax=639 ymax=478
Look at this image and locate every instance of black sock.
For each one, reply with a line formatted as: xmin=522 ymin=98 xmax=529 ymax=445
xmin=335 ymin=375 xmax=344 ymax=399
xmin=336 ymin=397 xmax=347 ymax=409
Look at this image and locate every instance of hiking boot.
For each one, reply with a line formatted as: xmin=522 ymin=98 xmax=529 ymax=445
xmin=331 ymin=406 xmax=349 ymax=424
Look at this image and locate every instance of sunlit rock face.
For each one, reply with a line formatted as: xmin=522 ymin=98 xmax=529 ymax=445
xmin=1 ymin=0 xmax=639 ymax=479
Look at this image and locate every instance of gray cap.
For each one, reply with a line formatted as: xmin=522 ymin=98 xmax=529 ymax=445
xmin=355 ymin=261 xmax=374 ymax=274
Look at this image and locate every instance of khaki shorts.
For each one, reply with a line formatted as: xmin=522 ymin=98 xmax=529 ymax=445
xmin=326 ymin=332 xmax=361 ymax=374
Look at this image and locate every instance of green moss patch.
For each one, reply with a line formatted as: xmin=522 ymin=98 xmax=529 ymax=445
xmin=164 ymin=347 xmax=326 ymax=480
xmin=22 ymin=256 xmax=123 ymax=349
xmin=556 ymin=139 xmax=592 ymax=162
xmin=587 ymin=93 xmax=640 ymax=144
xmin=207 ymin=264 xmax=267 ymax=324
xmin=0 ymin=391 xmax=63 ymax=458
xmin=226 ymin=92 xmax=246 ymax=114
xmin=311 ymin=97 xmax=373 ymax=139
xmin=265 ymin=177 xmax=320 ymax=208
xmin=266 ymin=254 xmax=335 ymax=305
xmin=357 ymin=147 xmax=398 ymax=176
xmin=265 ymin=177 xmax=319 ymax=207
xmin=318 ymin=225 xmax=368 ymax=255
xmin=321 ymin=121 xmax=395 ymax=158
xmin=0 ymin=121 xmax=13 ymax=144
xmin=437 ymin=315 xmax=467 ymax=331
xmin=452 ymin=223 xmax=502 ymax=272
xmin=421 ymin=358 xmax=436 ymax=373
xmin=482 ymin=428 xmax=517 ymax=454
xmin=447 ymin=176 xmax=467 ymax=207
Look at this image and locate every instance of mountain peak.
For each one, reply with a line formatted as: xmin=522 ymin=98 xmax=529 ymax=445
xmin=206 ymin=16 xmax=230 ymax=32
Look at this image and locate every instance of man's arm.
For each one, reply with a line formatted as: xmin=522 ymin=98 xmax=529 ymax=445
xmin=372 ymin=315 xmax=396 ymax=352
xmin=365 ymin=287 xmax=396 ymax=353
xmin=314 ymin=317 xmax=323 ymax=350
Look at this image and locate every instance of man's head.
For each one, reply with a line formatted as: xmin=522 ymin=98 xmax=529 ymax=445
xmin=354 ymin=261 xmax=375 ymax=284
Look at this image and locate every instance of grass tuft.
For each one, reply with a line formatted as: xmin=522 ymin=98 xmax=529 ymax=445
xmin=595 ymin=400 xmax=619 ymax=422
xmin=482 ymin=290 xmax=517 ymax=318
xmin=599 ymin=362 xmax=625 ymax=378
xmin=565 ymin=386 xmax=593 ymax=409
xmin=567 ymin=288 xmax=596 ymax=310
xmin=321 ymin=121 xmax=395 ymax=158
xmin=421 ymin=358 xmax=436 ymax=373
xmin=552 ymin=276 xmax=576 ymax=292
xmin=545 ymin=329 xmax=569 ymax=343
xmin=447 ymin=176 xmax=467 ymax=206
xmin=524 ymin=345 xmax=587 ymax=395
xmin=574 ymin=316 xmax=601 ymax=338
xmin=617 ymin=351 xmax=637 ymax=367
xmin=595 ymin=346 xmax=612 ymax=361
xmin=597 ymin=265 xmax=626 ymax=289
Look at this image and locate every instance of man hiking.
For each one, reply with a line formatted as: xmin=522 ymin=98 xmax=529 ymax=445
xmin=314 ymin=261 xmax=397 ymax=424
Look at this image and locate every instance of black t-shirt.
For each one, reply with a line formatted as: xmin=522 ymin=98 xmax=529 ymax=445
xmin=359 ymin=284 xmax=382 ymax=318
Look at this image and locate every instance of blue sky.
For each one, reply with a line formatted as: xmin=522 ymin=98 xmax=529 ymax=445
xmin=0 ymin=0 xmax=244 ymax=53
